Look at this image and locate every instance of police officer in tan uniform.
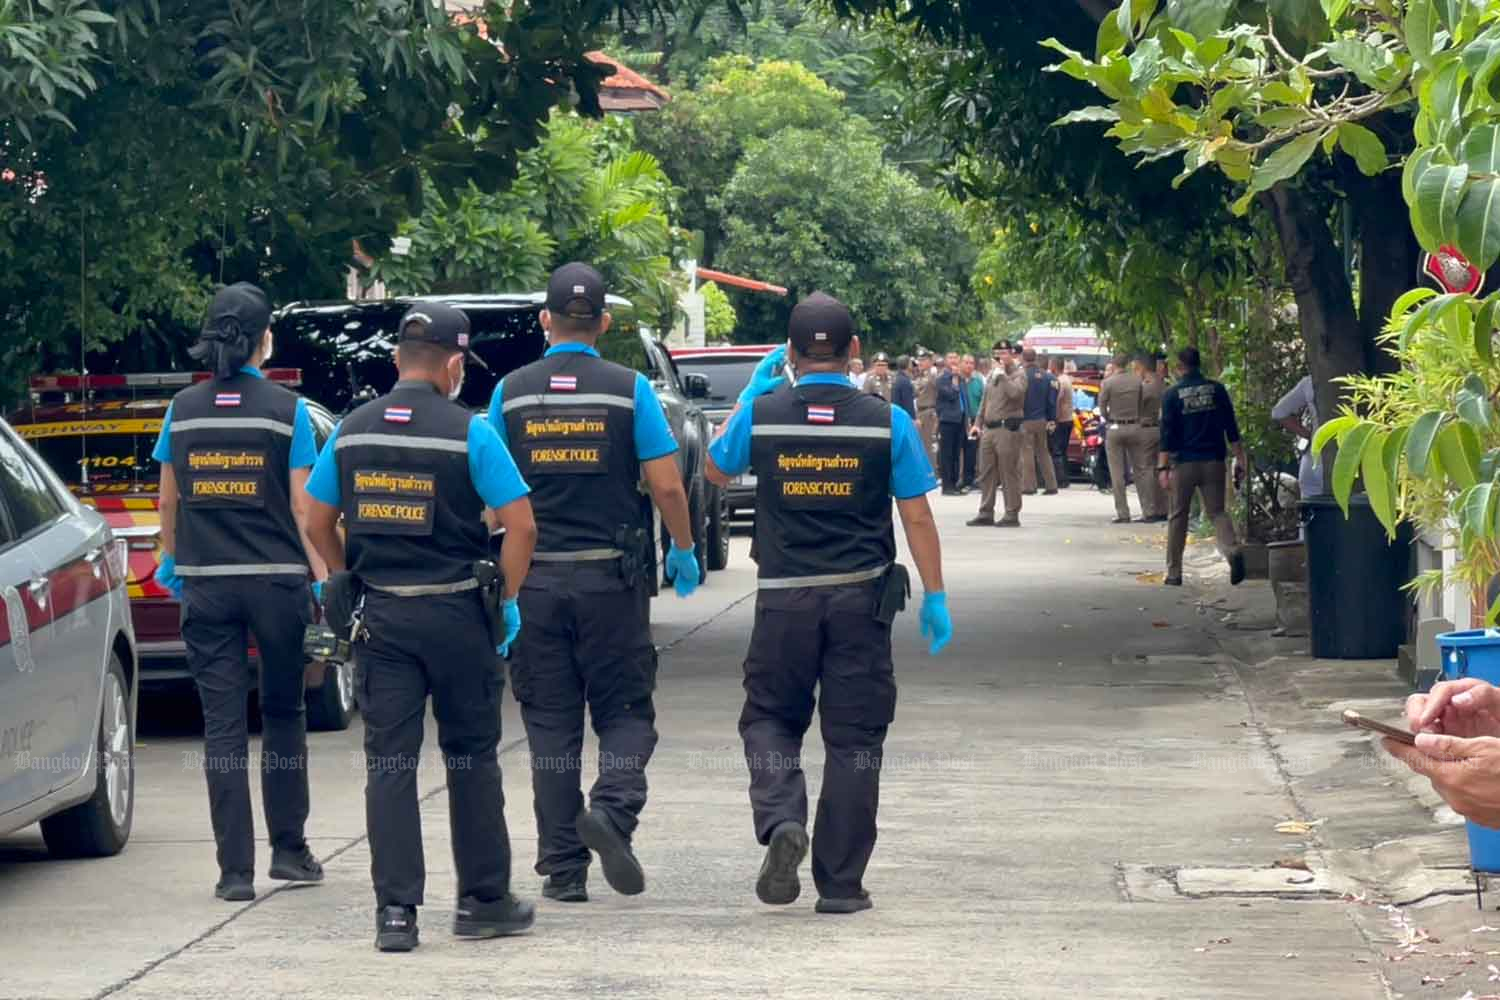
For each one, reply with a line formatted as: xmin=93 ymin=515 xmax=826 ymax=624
xmin=913 ymin=350 xmax=939 ymax=464
xmin=1098 ymin=355 xmax=1158 ymax=524
xmin=966 ymin=351 xmax=1027 ymax=528
xmin=863 ymin=352 xmax=894 ymax=401
xmin=1135 ymin=354 xmax=1167 ymax=522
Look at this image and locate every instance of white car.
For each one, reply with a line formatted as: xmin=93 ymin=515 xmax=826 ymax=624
xmin=0 ymin=416 xmax=137 ymax=856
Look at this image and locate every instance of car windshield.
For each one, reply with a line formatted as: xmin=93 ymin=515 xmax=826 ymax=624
xmin=675 ymin=357 xmax=760 ymax=405
xmin=22 ymin=428 xmax=162 ymax=489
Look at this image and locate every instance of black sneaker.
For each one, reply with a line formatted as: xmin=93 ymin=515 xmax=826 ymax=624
xmin=214 ymin=872 xmax=255 ymax=902
xmin=1112 ymin=515 xmax=1133 ymax=524
xmin=575 ymin=809 xmax=645 ymax=896
xmin=755 ymin=820 xmax=809 ymax=905
xmin=1230 ymin=551 xmax=1247 ymax=586
xmin=1164 ymin=576 xmax=1183 ymax=587
xmin=965 ymin=516 xmax=995 ymax=527
xmin=453 ymin=894 xmax=536 ymax=938
xmin=815 ymin=891 xmax=873 ymax=915
xmin=1043 ymin=489 xmax=1059 ymax=496
xmin=996 ymin=517 xmax=1021 ymax=528
xmin=376 ymin=905 xmax=419 ymax=952
xmin=270 ymin=845 xmax=325 ymax=883
xmin=542 ymin=874 xmax=588 ymax=903
xmin=1141 ymin=515 xmax=1168 ymax=524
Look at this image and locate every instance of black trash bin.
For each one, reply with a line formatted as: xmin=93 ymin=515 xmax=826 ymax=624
xmin=1301 ymin=495 xmax=1414 ymax=660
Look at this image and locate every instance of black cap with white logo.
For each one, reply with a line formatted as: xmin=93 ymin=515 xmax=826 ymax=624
xmin=398 ymin=301 xmax=471 ymax=351
xmin=546 ymin=262 xmax=607 ymax=319
xmin=787 ymin=292 xmax=854 ymax=359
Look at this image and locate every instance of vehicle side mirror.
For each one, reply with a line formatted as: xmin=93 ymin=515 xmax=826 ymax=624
xmin=684 ymin=372 xmax=710 ymax=399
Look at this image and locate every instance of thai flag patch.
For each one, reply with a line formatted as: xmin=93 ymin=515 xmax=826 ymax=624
xmin=550 ymin=375 xmax=578 ymax=392
xmin=383 ymin=407 xmax=413 ymax=424
xmin=806 ymin=406 xmax=836 ymax=424
xmin=214 ymin=393 xmax=241 ymax=407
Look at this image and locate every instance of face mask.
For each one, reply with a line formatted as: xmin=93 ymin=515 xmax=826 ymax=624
xmin=447 ymin=359 xmax=465 ymax=402
xmin=261 ymin=332 xmax=274 ymax=364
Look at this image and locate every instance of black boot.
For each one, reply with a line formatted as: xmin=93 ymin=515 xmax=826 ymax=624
xmin=576 ymin=809 xmax=645 ymax=896
xmin=755 ymin=820 xmax=809 ymax=905
xmin=815 ymin=891 xmax=874 ymax=915
xmin=270 ymin=845 xmax=325 ymax=883
xmin=376 ymin=905 xmax=419 ymax=952
xmin=542 ymin=873 xmax=589 ymax=903
xmin=214 ymin=872 xmax=254 ymax=902
xmin=453 ymin=894 xmax=536 ymax=938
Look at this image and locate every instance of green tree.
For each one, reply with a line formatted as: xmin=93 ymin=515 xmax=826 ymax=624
xmin=717 ymin=122 xmax=978 ymax=350
xmin=371 ymin=114 xmax=681 ymax=326
xmin=701 ymin=280 xmax=738 ymax=339
xmin=634 ymin=55 xmax=847 ymax=264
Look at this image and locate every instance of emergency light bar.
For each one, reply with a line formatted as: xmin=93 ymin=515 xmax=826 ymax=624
xmin=29 ymin=369 xmax=303 ymax=393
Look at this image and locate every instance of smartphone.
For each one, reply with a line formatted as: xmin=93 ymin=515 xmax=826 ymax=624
xmin=1340 ymin=709 xmax=1417 ymax=745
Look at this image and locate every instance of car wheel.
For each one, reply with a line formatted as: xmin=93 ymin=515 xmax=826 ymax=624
xmin=41 ymin=653 xmax=134 ymax=858
xmin=707 ymin=482 xmax=730 ymax=572
xmin=306 ymin=658 xmax=356 ymax=732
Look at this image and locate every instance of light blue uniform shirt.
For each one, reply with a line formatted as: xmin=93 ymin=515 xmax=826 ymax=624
xmin=485 ymin=342 xmax=679 ymax=462
xmin=709 ymin=373 xmax=938 ymax=500
xmin=151 ymin=365 xmax=319 ymax=470
xmin=305 ymin=415 xmax=530 ymax=510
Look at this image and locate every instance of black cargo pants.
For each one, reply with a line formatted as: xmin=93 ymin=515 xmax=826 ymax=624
xmin=510 ymin=562 xmax=658 ymax=881
xmin=357 ymin=590 xmax=512 ymax=907
xmin=740 ymin=581 xmax=896 ymax=900
xmin=181 ymin=575 xmax=314 ymax=878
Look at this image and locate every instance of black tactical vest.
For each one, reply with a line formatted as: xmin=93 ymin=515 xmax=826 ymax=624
xmin=501 ymin=350 xmax=646 ymax=559
xmin=335 ymin=381 xmax=488 ymax=591
xmin=168 ymin=373 xmax=306 ymax=578
xmin=750 ymin=381 xmax=895 ymax=587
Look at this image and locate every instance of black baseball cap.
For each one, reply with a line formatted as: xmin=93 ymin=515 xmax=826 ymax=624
xmin=398 ymin=301 xmax=471 ymax=352
xmin=788 ymin=292 xmax=854 ymax=358
xmin=202 ymin=282 xmax=271 ymax=338
xmin=546 ymin=262 xmax=607 ymax=319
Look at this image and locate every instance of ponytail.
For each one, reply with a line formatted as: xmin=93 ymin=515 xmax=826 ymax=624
xmin=189 ymin=320 xmax=254 ymax=380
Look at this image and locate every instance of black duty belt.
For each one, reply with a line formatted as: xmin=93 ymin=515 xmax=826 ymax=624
xmin=985 ymin=418 xmax=1023 ymax=430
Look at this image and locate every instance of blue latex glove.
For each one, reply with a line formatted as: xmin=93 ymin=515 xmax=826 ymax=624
xmin=738 ymin=344 xmax=789 ymax=404
xmin=155 ymin=553 xmax=184 ymax=600
xmin=311 ymin=580 xmax=324 ymax=604
xmin=497 ymin=597 xmax=521 ymax=657
xmin=663 ymin=543 xmax=701 ymax=598
xmin=919 ymin=591 xmax=952 ymax=655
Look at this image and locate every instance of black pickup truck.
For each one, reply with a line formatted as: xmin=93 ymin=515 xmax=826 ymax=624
xmin=272 ymin=293 xmax=731 ymax=582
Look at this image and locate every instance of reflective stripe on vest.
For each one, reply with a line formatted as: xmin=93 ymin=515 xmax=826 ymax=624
xmin=500 ymin=392 xmax=635 ymax=415
xmin=532 ymin=548 xmax=623 ymax=562
xmin=757 ymin=563 xmax=890 ymax=591
xmin=750 ymin=424 xmax=891 ymax=440
xmin=336 ymin=433 xmax=469 ymax=455
xmin=178 ymin=562 xmax=308 ymax=577
xmin=369 ymin=577 xmax=480 ymax=597
xmin=171 ymin=416 xmax=295 ymax=438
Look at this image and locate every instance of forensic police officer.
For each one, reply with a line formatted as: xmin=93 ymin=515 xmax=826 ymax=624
xmin=1157 ymin=346 xmax=1247 ymax=588
xmin=303 ymin=302 xmax=539 ymax=951
xmin=487 ymin=263 xmax=700 ymax=904
xmin=706 ymin=292 xmax=952 ymax=915
xmin=153 ymin=282 xmax=324 ymax=903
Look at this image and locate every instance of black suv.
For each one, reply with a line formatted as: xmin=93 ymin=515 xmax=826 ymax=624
xmin=272 ymin=294 xmax=731 ymax=581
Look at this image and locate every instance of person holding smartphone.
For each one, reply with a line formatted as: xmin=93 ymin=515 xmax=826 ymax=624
xmin=1382 ymin=679 xmax=1500 ymax=829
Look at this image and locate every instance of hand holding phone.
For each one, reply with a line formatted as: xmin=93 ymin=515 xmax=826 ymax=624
xmin=1341 ymin=709 xmax=1416 ymax=746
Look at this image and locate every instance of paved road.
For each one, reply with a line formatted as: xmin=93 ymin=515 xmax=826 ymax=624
xmin=1 ymin=488 xmax=1392 ymax=999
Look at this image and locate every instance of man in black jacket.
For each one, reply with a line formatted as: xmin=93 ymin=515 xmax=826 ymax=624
xmin=935 ymin=351 xmax=968 ymax=495
xmin=891 ymin=356 xmax=917 ymax=418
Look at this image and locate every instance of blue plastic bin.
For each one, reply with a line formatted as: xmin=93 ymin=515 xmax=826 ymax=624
xmin=1439 ymin=630 xmax=1500 ymax=871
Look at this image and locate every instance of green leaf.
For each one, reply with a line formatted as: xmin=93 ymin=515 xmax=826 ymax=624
xmin=1163 ymin=0 xmax=1235 ymax=37
xmin=1325 ymin=37 xmax=1396 ymax=90
xmin=1477 ymin=293 xmax=1499 ymax=364
xmin=1263 ymin=81 xmax=1306 ymax=105
xmin=1337 ymin=122 xmax=1388 ymax=176
xmin=1460 ymin=478 xmax=1499 ymax=539
xmin=1384 ymin=426 xmax=1410 ymax=496
xmin=1458 ymin=373 xmax=1496 ymax=430
xmin=1361 ymin=428 xmax=1398 ymax=536
xmin=1321 ymin=0 xmax=1350 ymax=25
xmin=1332 ymin=423 xmax=1376 ymax=513
xmin=1414 ymin=161 xmax=1468 ymax=253
xmin=1231 ymin=129 xmax=1325 ymax=215
xmin=1438 ymin=420 xmax=1482 ymax=489
xmin=1096 ymin=14 xmax=1127 ymax=58
xmin=1458 ymin=177 xmax=1500 ymax=271
xmin=1408 ymin=0 xmax=1439 ymax=71
xmin=1054 ymin=106 xmax=1122 ymax=126
xmin=1268 ymin=0 xmax=1329 ymax=55
xmin=1311 ymin=413 xmax=1358 ymax=458
xmin=1406 ymin=411 xmax=1448 ymax=477
xmin=1392 ymin=286 xmax=1439 ymax=318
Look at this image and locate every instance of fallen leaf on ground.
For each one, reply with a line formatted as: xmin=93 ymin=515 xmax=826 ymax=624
xmin=1421 ymin=973 xmax=1446 ymax=985
xmin=1137 ymin=572 xmax=1165 ymax=585
xmin=1283 ymin=952 xmax=1298 ymax=959
xmin=1274 ymin=819 xmax=1325 ymax=835
xmin=1274 ymin=858 xmax=1311 ymax=871
xmin=1475 ymin=926 xmax=1500 ymax=933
